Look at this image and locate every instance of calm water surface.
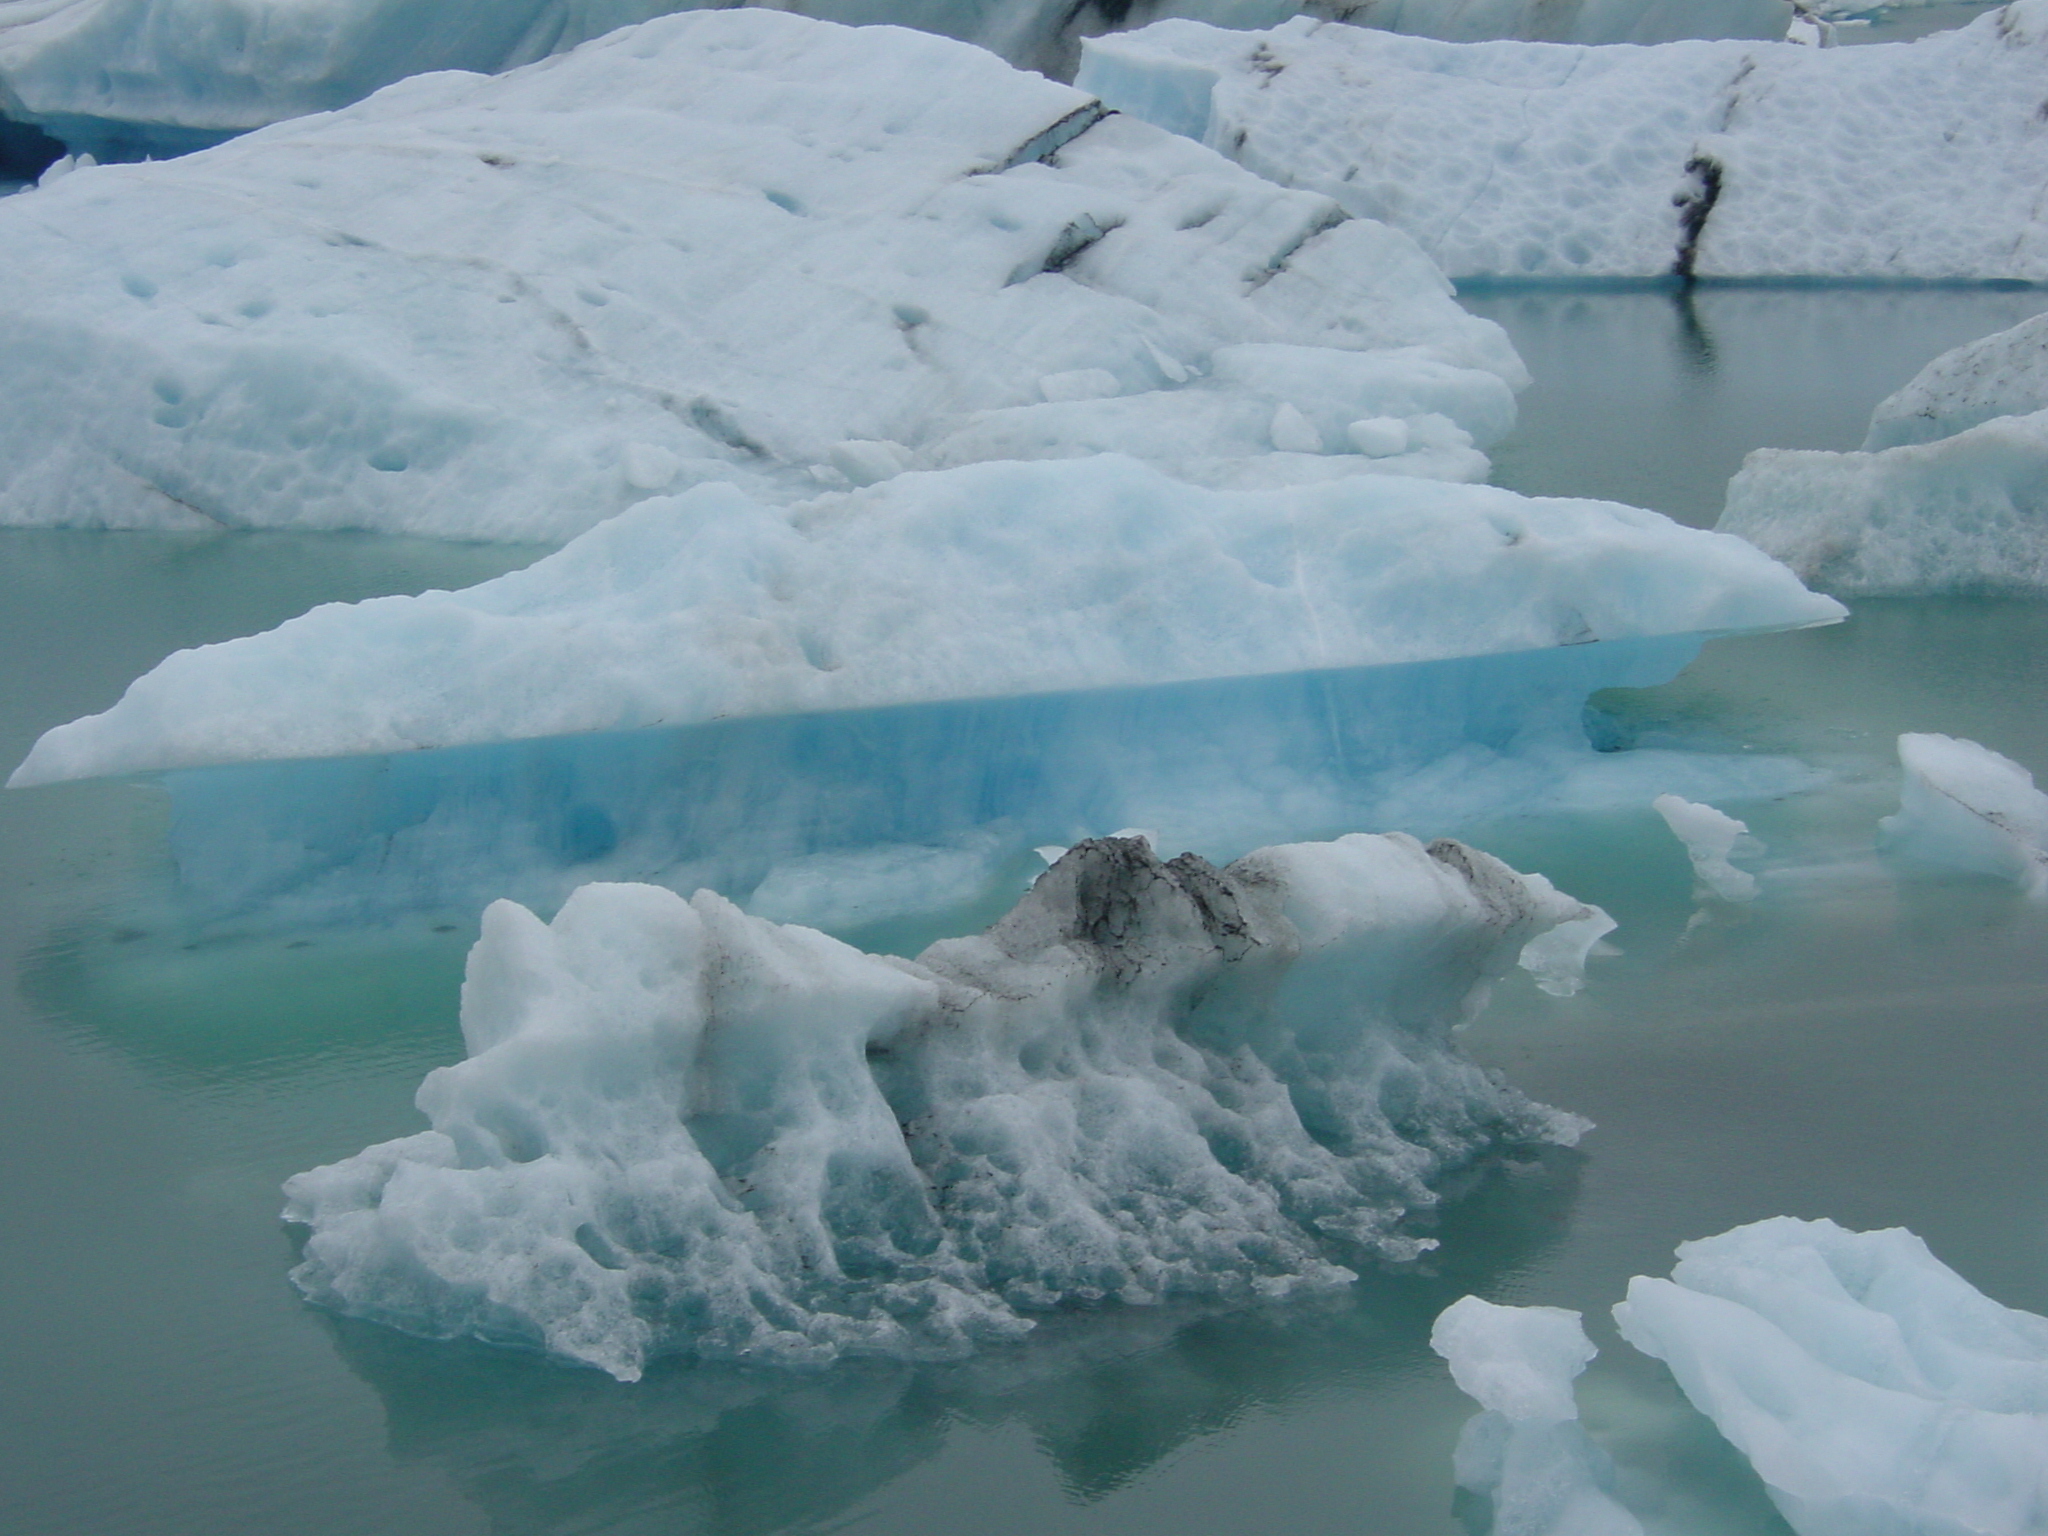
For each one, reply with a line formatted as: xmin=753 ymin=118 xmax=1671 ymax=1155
xmin=4 ymin=287 xmax=2047 ymax=1536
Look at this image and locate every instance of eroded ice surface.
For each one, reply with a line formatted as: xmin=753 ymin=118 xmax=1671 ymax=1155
xmin=1077 ymin=4 xmax=2048 ymax=280
xmin=283 ymin=834 xmax=1595 ymax=1379
xmin=1431 ymin=1296 xmax=1644 ymax=1536
xmin=1879 ymin=733 xmax=2048 ymax=897
xmin=1614 ymin=1217 xmax=2048 ymax=1536
xmin=1867 ymin=311 xmax=2048 ymax=451
xmin=0 ymin=9 xmax=1523 ymax=540
xmin=9 ymin=455 xmax=1842 ymax=785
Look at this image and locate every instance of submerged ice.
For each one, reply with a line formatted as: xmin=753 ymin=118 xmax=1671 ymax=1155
xmin=1615 ymin=1217 xmax=2048 ymax=1536
xmin=0 ymin=8 xmax=1522 ymax=540
xmin=1077 ymin=4 xmax=2048 ymax=281
xmin=283 ymin=833 xmax=1598 ymax=1379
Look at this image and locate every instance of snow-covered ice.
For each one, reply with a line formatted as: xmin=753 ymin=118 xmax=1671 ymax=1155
xmin=1614 ymin=1216 xmax=2048 ymax=1536
xmin=0 ymin=9 xmax=1524 ymax=540
xmin=1866 ymin=311 xmax=2048 ymax=451
xmin=1879 ymin=733 xmax=2048 ymax=897
xmin=283 ymin=833 xmax=1598 ymax=1378
xmin=1719 ymin=409 xmax=2048 ymax=596
xmin=1653 ymin=793 xmax=1760 ymax=902
xmin=1077 ymin=5 xmax=2048 ymax=281
xmin=1431 ymin=1296 xmax=1645 ymax=1536
xmin=10 ymin=454 xmax=1843 ymax=785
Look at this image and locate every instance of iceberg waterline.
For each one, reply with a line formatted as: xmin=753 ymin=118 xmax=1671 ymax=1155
xmin=282 ymin=833 xmax=1599 ymax=1379
xmin=0 ymin=8 xmax=1526 ymax=542
xmin=1079 ymin=4 xmax=2048 ymax=281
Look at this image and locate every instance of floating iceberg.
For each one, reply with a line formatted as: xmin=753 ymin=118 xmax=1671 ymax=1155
xmin=1867 ymin=312 xmax=2048 ymax=451
xmin=1719 ymin=410 xmax=2048 ymax=596
xmin=1077 ymin=5 xmax=2048 ymax=281
xmin=1879 ymin=733 xmax=2048 ymax=897
xmin=1304 ymin=0 xmax=1790 ymax=43
xmin=1614 ymin=1216 xmax=2048 ymax=1536
xmin=1431 ymin=1296 xmax=1645 ymax=1536
xmin=0 ymin=10 xmax=1522 ymax=541
xmin=1654 ymin=793 xmax=1760 ymax=902
xmin=283 ymin=833 xmax=1598 ymax=1378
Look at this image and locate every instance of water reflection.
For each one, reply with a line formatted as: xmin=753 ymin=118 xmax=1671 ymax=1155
xmin=324 ymin=1150 xmax=1583 ymax=1536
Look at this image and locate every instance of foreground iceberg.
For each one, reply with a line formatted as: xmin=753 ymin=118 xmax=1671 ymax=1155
xmin=1077 ymin=5 xmax=2048 ymax=281
xmin=1431 ymin=1296 xmax=1645 ymax=1536
xmin=1880 ymin=733 xmax=2048 ymax=897
xmin=0 ymin=10 xmax=1522 ymax=540
xmin=1615 ymin=1217 xmax=2048 ymax=1536
xmin=284 ymin=833 xmax=1597 ymax=1378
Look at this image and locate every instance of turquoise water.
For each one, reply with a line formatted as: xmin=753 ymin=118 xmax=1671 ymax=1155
xmin=4 ymin=288 xmax=2047 ymax=1536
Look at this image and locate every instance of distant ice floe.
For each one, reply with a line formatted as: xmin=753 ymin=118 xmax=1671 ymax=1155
xmin=284 ymin=833 xmax=1599 ymax=1378
xmin=1077 ymin=3 xmax=2048 ymax=281
xmin=1431 ymin=1296 xmax=1644 ymax=1536
xmin=0 ymin=0 xmax=1810 ymax=165
xmin=1721 ymin=310 xmax=2048 ymax=595
xmin=0 ymin=9 xmax=1526 ymax=540
xmin=1880 ymin=733 xmax=2048 ymax=897
xmin=1654 ymin=793 xmax=1761 ymax=902
xmin=1615 ymin=1216 xmax=2048 ymax=1536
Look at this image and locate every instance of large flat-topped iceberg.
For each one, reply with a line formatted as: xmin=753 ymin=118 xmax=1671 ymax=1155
xmin=1615 ymin=1217 xmax=2048 ymax=1536
xmin=10 ymin=456 xmax=1843 ymax=786
xmin=284 ymin=834 xmax=1598 ymax=1377
xmin=0 ymin=10 xmax=1522 ymax=540
xmin=1077 ymin=5 xmax=2048 ymax=280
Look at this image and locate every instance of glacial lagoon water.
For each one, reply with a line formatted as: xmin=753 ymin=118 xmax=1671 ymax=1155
xmin=3 ymin=285 xmax=2047 ymax=1536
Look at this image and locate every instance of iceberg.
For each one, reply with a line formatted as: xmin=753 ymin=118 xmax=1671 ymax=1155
xmin=0 ymin=10 xmax=1522 ymax=541
xmin=1879 ymin=733 xmax=2048 ymax=897
xmin=1866 ymin=311 xmax=2048 ymax=451
xmin=1653 ymin=793 xmax=1760 ymax=902
xmin=1076 ymin=5 xmax=2048 ymax=281
xmin=283 ymin=832 xmax=1599 ymax=1379
xmin=1614 ymin=1217 xmax=2048 ymax=1536
xmin=1431 ymin=1296 xmax=1645 ymax=1536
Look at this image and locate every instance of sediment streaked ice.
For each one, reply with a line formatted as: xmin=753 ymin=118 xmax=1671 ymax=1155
xmin=0 ymin=9 xmax=1520 ymax=539
xmin=1077 ymin=5 xmax=2048 ymax=280
xmin=1615 ymin=1216 xmax=2048 ymax=1536
xmin=284 ymin=833 xmax=1598 ymax=1378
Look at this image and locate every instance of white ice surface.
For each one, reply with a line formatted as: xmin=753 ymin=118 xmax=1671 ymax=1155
xmin=1719 ymin=408 xmax=2048 ymax=596
xmin=1431 ymin=1296 xmax=1646 ymax=1536
xmin=0 ymin=8 xmax=1524 ymax=540
xmin=1879 ymin=733 xmax=2048 ymax=897
xmin=1615 ymin=1216 xmax=2048 ymax=1536
xmin=1866 ymin=311 xmax=2048 ymax=451
xmin=8 ymin=453 xmax=1843 ymax=786
xmin=1076 ymin=5 xmax=2048 ymax=280
xmin=284 ymin=832 xmax=1597 ymax=1377
xmin=1653 ymin=793 xmax=1760 ymax=902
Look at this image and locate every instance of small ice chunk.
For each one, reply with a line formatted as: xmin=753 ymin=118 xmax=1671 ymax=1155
xmin=1038 ymin=368 xmax=1120 ymax=403
xmin=1614 ymin=1216 xmax=2048 ymax=1536
xmin=620 ymin=441 xmax=680 ymax=492
xmin=1347 ymin=416 xmax=1410 ymax=458
xmin=1431 ymin=1297 xmax=1646 ymax=1536
xmin=1879 ymin=733 xmax=2048 ymax=897
xmin=1654 ymin=793 xmax=1761 ymax=902
xmin=828 ymin=439 xmax=909 ymax=488
xmin=1518 ymin=905 xmax=1617 ymax=997
xmin=1269 ymin=401 xmax=1322 ymax=454
xmin=1145 ymin=342 xmax=1190 ymax=385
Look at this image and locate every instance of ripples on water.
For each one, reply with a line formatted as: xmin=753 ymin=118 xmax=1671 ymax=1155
xmin=3 ymin=287 xmax=2046 ymax=1536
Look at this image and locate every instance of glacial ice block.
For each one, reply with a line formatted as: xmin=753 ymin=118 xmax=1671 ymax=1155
xmin=283 ymin=833 xmax=1599 ymax=1378
xmin=1879 ymin=733 xmax=2048 ymax=897
xmin=1076 ymin=6 xmax=2048 ymax=281
xmin=1431 ymin=1296 xmax=1645 ymax=1536
xmin=0 ymin=9 xmax=1525 ymax=540
xmin=1718 ymin=409 xmax=2048 ymax=597
xmin=1867 ymin=312 xmax=2048 ymax=452
xmin=8 ymin=456 xmax=1845 ymax=787
xmin=1614 ymin=1217 xmax=2048 ymax=1536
